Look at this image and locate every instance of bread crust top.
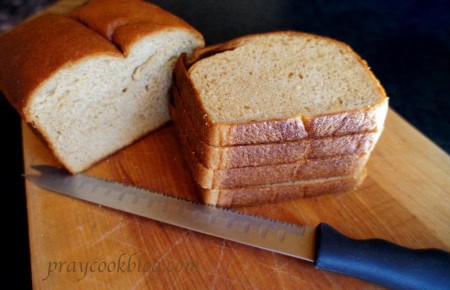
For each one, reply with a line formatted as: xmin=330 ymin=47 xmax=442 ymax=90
xmin=0 ymin=0 xmax=204 ymax=120
xmin=71 ymin=0 xmax=204 ymax=55
xmin=0 ymin=15 xmax=119 ymax=117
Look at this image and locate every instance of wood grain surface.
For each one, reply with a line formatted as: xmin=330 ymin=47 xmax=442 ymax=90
xmin=23 ymin=109 xmax=450 ymax=289
xmin=19 ymin=1 xmax=450 ymax=289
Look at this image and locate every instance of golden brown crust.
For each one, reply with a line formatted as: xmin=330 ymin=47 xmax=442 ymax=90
xmin=70 ymin=0 xmax=204 ymax=55
xmin=174 ymin=31 xmax=388 ymax=146
xmin=172 ymin=107 xmax=370 ymax=189
xmin=169 ymin=100 xmax=368 ymax=207
xmin=203 ymin=172 xmax=365 ymax=207
xmin=172 ymin=84 xmax=381 ymax=169
xmin=0 ymin=14 xmax=121 ymax=119
xmin=309 ymin=131 xmax=380 ymax=158
xmin=198 ymin=151 xmax=368 ymax=189
xmin=0 ymin=0 xmax=204 ymax=116
xmin=302 ymin=98 xmax=388 ymax=137
xmin=0 ymin=0 xmax=204 ymax=173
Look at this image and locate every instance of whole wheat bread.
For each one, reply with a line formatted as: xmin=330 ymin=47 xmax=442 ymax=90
xmin=0 ymin=0 xmax=204 ymax=173
xmin=199 ymin=170 xmax=367 ymax=207
xmin=169 ymin=105 xmax=366 ymax=207
xmin=172 ymin=108 xmax=369 ymax=189
xmin=174 ymin=32 xmax=388 ymax=146
xmin=172 ymin=85 xmax=381 ymax=169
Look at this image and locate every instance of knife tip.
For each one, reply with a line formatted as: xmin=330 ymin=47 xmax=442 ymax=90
xmin=30 ymin=164 xmax=65 ymax=174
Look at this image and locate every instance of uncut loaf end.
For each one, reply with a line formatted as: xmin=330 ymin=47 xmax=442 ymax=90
xmin=0 ymin=0 xmax=204 ymax=173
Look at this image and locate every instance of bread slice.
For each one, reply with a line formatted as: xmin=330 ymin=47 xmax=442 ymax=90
xmin=170 ymin=104 xmax=367 ymax=207
xmin=172 ymin=85 xmax=381 ymax=169
xmin=199 ymin=170 xmax=367 ymax=207
xmin=0 ymin=0 xmax=204 ymax=173
xmin=174 ymin=31 xmax=388 ymax=146
xmin=172 ymin=110 xmax=369 ymax=189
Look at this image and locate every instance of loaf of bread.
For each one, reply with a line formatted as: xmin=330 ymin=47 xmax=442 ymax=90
xmin=0 ymin=0 xmax=204 ymax=173
xmin=173 ymin=85 xmax=381 ymax=169
xmin=174 ymin=32 xmax=388 ymax=146
xmin=172 ymin=31 xmax=388 ymax=207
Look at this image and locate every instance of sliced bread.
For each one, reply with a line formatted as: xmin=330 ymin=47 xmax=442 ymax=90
xmin=0 ymin=0 xmax=204 ymax=173
xmin=199 ymin=170 xmax=367 ymax=207
xmin=172 ymin=85 xmax=381 ymax=169
xmin=174 ymin=31 xmax=388 ymax=146
xmin=172 ymin=106 xmax=369 ymax=189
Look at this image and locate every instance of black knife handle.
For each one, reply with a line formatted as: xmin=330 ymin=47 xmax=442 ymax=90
xmin=314 ymin=223 xmax=450 ymax=289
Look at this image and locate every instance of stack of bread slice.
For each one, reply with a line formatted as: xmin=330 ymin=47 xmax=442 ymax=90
xmin=171 ymin=32 xmax=388 ymax=207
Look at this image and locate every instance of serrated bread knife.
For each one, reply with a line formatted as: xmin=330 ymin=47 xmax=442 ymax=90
xmin=27 ymin=165 xmax=450 ymax=289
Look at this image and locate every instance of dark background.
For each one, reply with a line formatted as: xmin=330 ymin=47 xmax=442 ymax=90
xmin=1 ymin=0 xmax=449 ymax=288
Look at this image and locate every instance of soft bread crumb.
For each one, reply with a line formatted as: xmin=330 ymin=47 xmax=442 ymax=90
xmin=28 ymin=31 xmax=201 ymax=172
xmin=189 ymin=33 xmax=385 ymax=123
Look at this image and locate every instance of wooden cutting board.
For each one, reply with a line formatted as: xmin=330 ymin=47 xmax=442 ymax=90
xmin=23 ymin=109 xmax=450 ymax=289
xmin=19 ymin=1 xmax=450 ymax=289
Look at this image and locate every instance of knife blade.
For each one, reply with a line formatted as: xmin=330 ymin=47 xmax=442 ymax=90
xmin=27 ymin=165 xmax=450 ymax=289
